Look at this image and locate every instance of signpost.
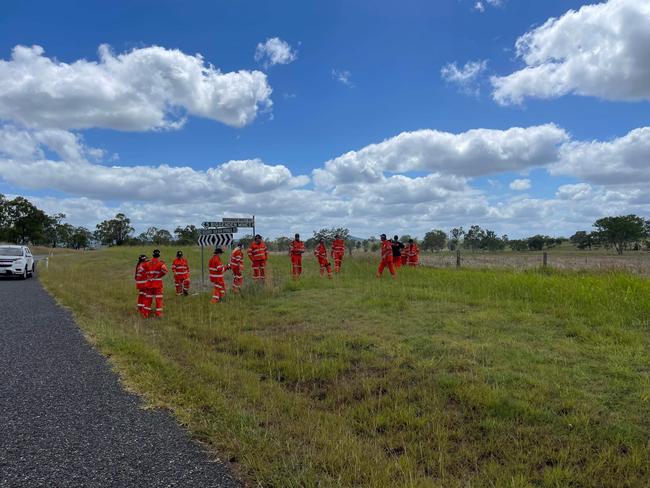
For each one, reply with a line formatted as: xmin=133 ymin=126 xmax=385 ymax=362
xmin=197 ymin=216 xmax=255 ymax=286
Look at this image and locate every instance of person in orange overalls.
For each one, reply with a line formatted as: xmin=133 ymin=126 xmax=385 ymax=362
xmin=143 ymin=249 xmax=168 ymax=317
xmin=171 ymin=250 xmax=190 ymax=296
xmin=331 ymin=235 xmax=345 ymax=273
xmin=376 ymin=234 xmax=396 ymax=278
xmin=135 ymin=254 xmax=148 ymax=316
xmin=406 ymin=239 xmax=420 ymax=266
xmin=209 ymin=247 xmax=228 ymax=303
xmin=247 ymin=234 xmax=268 ymax=283
xmin=314 ymin=238 xmax=333 ymax=279
xmin=229 ymin=242 xmax=244 ymax=293
xmin=289 ymin=233 xmax=305 ymax=279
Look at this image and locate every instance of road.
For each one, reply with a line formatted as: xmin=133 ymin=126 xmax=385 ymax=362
xmin=0 ymin=275 xmax=241 ymax=488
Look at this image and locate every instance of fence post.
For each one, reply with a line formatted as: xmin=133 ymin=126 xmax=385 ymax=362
xmin=543 ymin=251 xmax=548 ymax=268
xmin=456 ymin=250 xmax=461 ymax=268
xmin=201 ymin=245 xmax=205 ymax=287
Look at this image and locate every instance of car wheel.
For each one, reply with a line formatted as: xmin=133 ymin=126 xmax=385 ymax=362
xmin=21 ymin=268 xmax=27 ymax=280
xmin=29 ymin=263 xmax=35 ymax=277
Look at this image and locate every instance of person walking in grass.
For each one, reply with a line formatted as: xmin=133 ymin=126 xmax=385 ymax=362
xmin=406 ymin=239 xmax=420 ymax=267
xmin=143 ymin=249 xmax=168 ymax=317
xmin=209 ymin=247 xmax=228 ymax=303
xmin=247 ymin=234 xmax=269 ymax=284
xmin=135 ymin=254 xmax=148 ymax=316
xmin=289 ymin=233 xmax=305 ymax=279
xmin=314 ymin=238 xmax=333 ymax=279
xmin=376 ymin=234 xmax=396 ymax=278
xmin=391 ymin=235 xmax=405 ymax=270
xmin=171 ymin=250 xmax=190 ymax=296
xmin=331 ymin=234 xmax=345 ymax=273
xmin=229 ymin=242 xmax=245 ymax=293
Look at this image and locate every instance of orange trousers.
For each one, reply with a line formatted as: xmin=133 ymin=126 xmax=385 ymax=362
xmin=291 ymin=256 xmax=302 ymax=278
xmin=137 ymin=289 xmax=147 ymax=316
xmin=143 ymin=287 xmax=164 ymax=317
xmin=376 ymin=258 xmax=396 ymax=277
xmin=252 ymin=260 xmax=266 ymax=282
xmin=333 ymin=253 xmax=344 ymax=272
xmin=174 ymin=275 xmax=190 ymax=295
xmin=318 ymin=259 xmax=332 ymax=278
xmin=211 ymin=279 xmax=226 ymax=302
xmin=231 ymin=266 xmax=243 ymax=292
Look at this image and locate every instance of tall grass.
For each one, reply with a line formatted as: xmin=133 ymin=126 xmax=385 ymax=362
xmin=40 ymin=246 xmax=650 ymax=487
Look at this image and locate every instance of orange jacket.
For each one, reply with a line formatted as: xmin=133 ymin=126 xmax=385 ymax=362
xmin=314 ymin=243 xmax=329 ymax=264
xmin=135 ymin=262 xmax=147 ymax=290
xmin=171 ymin=257 xmax=189 ymax=278
xmin=208 ymin=255 xmax=227 ymax=283
xmin=289 ymin=240 xmax=305 ymax=256
xmin=331 ymin=239 xmax=345 ymax=256
xmin=145 ymin=258 xmax=168 ymax=289
xmin=380 ymin=240 xmax=393 ymax=260
xmin=407 ymin=243 xmax=420 ymax=261
xmin=230 ymin=248 xmax=244 ymax=269
xmin=247 ymin=241 xmax=268 ymax=262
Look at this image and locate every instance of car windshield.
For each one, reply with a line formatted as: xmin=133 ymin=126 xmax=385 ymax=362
xmin=0 ymin=247 xmax=23 ymax=256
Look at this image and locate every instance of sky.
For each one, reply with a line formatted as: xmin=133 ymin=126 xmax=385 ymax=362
xmin=1 ymin=0 xmax=649 ymax=239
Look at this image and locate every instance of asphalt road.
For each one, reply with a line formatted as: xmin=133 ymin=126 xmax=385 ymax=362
xmin=0 ymin=275 xmax=241 ymax=488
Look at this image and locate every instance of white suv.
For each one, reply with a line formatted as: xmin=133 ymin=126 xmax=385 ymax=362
xmin=0 ymin=245 xmax=35 ymax=279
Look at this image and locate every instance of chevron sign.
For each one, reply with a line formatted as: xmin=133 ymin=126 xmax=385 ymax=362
xmin=197 ymin=234 xmax=233 ymax=247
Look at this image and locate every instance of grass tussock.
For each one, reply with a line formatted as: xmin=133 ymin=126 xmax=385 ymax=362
xmin=40 ymin=246 xmax=650 ymax=487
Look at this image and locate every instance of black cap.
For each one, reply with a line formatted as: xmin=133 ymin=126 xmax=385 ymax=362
xmin=380 ymin=234 xmax=387 ymax=240
xmin=237 ymin=241 xmax=244 ymax=247
xmin=295 ymin=233 xmax=300 ymax=239
xmin=153 ymin=249 xmax=161 ymax=258
xmin=138 ymin=254 xmax=147 ymax=262
xmin=255 ymin=234 xmax=262 ymax=239
xmin=408 ymin=239 xmax=414 ymax=243
xmin=393 ymin=235 xmax=399 ymax=240
xmin=176 ymin=250 xmax=183 ymax=257
xmin=214 ymin=247 xmax=223 ymax=254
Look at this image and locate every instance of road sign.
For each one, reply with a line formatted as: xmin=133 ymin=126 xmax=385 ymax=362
xmin=199 ymin=226 xmax=237 ymax=235
xmin=222 ymin=217 xmax=254 ymax=228
xmin=197 ymin=234 xmax=233 ymax=247
xmin=202 ymin=221 xmax=223 ymax=228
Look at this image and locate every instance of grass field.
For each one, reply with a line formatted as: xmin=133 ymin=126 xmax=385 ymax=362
xmin=40 ymin=246 xmax=650 ymax=487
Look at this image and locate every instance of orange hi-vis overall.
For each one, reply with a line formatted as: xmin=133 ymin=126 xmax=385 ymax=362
xmin=208 ymin=254 xmax=227 ymax=303
xmin=377 ymin=240 xmax=396 ymax=277
xmin=135 ymin=262 xmax=148 ymax=316
xmin=331 ymin=239 xmax=345 ymax=273
xmin=407 ymin=243 xmax=420 ymax=266
xmin=229 ymin=248 xmax=244 ymax=292
xmin=314 ymin=243 xmax=333 ymax=278
xmin=247 ymin=241 xmax=268 ymax=282
xmin=289 ymin=239 xmax=305 ymax=278
xmin=143 ymin=258 xmax=168 ymax=317
xmin=171 ymin=257 xmax=190 ymax=295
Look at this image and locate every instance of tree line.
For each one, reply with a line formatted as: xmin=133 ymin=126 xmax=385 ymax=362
xmin=2 ymin=195 xmax=649 ymax=255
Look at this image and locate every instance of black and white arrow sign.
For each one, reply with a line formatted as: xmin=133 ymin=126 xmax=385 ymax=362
xmin=197 ymin=234 xmax=233 ymax=247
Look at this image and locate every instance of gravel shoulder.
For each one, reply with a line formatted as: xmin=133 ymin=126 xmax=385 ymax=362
xmin=0 ymin=276 xmax=241 ymax=488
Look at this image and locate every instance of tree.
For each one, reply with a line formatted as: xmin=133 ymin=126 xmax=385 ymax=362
xmin=174 ymin=225 xmax=199 ymax=245
xmin=43 ymin=213 xmax=68 ymax=247
xmin=448 ymin=227 xmax=464 ymax=251
xmin=526 ymin=235 xmax=547 ymax=251
xmin=480 ymin=230 xmax=506 ymax=251
xmin=4 ymin=197 xmax=50 ymax=244
xmin=399 ymin=235 xmax=412 ymax=243
xmin=138 ymin=226 xmax=159 ymax=244
xmin=69 ymin=227 xmax=93 ymax=249
xmin=312 ymin=227 xmax=350 ymax=245
xmin=509 ymin=239 xmax=528 ymax=252
xmin=273 ymin=236 xmax=291 ymax=252
xmin=238 ymin=234 xmax=254 ymax=248
xmin=570 ymin=231 xmax=595 ymax=250
xmin=594 ymin=215 xmax=647 ymax=255
xmin=422 ymin=230 xmax=446 ymax=251
xmin=152 ymin=228 xmax=173 ymax=245
xmin=95 ymin=213 xmax=134 ymax=246
xmin=463 ymin=225 xmax=485 ymax=251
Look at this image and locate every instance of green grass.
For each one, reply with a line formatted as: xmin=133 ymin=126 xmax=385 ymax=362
xmin=39 ymin=246 xmax=650 ymax=487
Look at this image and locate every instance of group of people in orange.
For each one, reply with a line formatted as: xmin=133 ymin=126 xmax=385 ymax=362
xmin=134 ymin=233 xmax=420 ymax=316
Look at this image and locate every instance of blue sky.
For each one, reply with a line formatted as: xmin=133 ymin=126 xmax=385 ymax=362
xmin=1 ymin=0 xmax=649 ymax=238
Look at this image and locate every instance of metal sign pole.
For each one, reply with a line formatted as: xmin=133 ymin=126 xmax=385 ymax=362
xmin=253 ymin=215 xmax=256 ymax=238
xmin=200 ymin=244 xmax=205 ymax=287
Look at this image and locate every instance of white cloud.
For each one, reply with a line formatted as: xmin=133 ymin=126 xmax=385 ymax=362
xmin=254 ymin=38 xmax=297 ymax=68
xmin=0 ymin=44 xmax=272 ymax=131
xmin=314 ymin=124 xmax=567 ymax=188
xmin=509 ymin=178 xmax=531 ymax=191
xmin=474 ymin=0 xmax=502 ymax=12
xmin=332 ymin=69 xmax=353 ymax=87
xmin=492 ymin=0 xmax=650 ymax=104
xmin=556 ymin=183 xmax=592 ymax=201
xmin=441 ymin=60 xmax=488 ymax=95
xmin=551 ymin=127 xmax=650 ymax=185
